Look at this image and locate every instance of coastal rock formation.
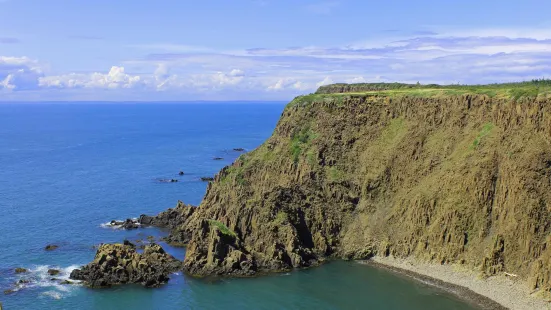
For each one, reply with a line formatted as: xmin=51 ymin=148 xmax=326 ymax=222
xmin=14 ymin=268 xmax=27 ymax=274
xmin=141 ymin=84 xmax=551 ymax=296
xmin=70 ymin=243 xmax=182 ymax=288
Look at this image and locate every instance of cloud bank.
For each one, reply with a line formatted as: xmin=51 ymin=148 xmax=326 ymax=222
xmin=2 ymin=30 xmax=551 ymax=100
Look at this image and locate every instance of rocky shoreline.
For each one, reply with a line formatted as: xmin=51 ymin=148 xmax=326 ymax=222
xmin=367 ymin=256 xmax=551 ymax=310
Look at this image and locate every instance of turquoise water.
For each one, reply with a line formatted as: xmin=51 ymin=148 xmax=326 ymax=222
xmin=0 ymin=103 xmax=478 ymax=309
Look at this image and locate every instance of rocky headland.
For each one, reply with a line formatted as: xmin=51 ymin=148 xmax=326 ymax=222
xmin=83 ymin=81 xmax=551 ymax=307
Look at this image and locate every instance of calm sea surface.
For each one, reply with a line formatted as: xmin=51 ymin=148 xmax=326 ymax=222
xmin=0 ymin=103 xmax=478 ymax=309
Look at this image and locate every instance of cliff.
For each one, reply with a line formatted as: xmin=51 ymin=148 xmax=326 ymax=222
xmin=157 ymin=82 xmax=551 ymax=295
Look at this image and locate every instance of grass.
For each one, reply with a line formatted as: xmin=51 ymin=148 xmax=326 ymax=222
xmin=207 ymin=220 xmax=237 ymax=238
xmin=288 ymin=80 xmax=551 ymax=108
xmin=472 ymin=123 xmax=495 ymax=149
xmin=290 ymin=126 xmax=318 ymax=163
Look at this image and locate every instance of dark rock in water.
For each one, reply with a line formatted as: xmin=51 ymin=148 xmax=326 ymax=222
xmin=48 ymin=269 xmax=60 ymax=276
xmin=138 ymin=200 xmax=195 ymax=232
xmin=14 ymin=267 xmax=27 ymax=274
xmin=123 ymin=239 xmax=135 ymax=247
xmin=213 ymin=157 xmax=224 ymax=160
xmin=60 ymin=280 xmax=74 ymax=285
xmin=70 ymin=243 xmax=183 ymax=288
xmin=233 ymin=148 xmax=245 ymax=152
xmin=45 ymin=244 xmax=59 ymax=251
xmin=17 ymin=279 xmax=31 ymax=284
xmin=171 ymin=179 xmax=178 ymax=182
xmin=4 ymin=289 xmax=14 ymax=295
xmin=146 ymin=236 xmax=155 ymax=242
xmin=121 ymin=218 xmax=139 ymax=230
xmin=178 ymin=171 xmax=185 ymax=176
xmin=200 ymin=177 xmax=214 ymax=182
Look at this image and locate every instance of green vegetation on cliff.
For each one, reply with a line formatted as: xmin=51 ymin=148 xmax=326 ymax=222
xmin=289 ymin=80 xmax=551 ymax=108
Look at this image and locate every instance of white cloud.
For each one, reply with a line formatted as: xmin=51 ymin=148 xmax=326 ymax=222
xmin=267 ymin=78 xmax=311 ymax=91
xmin=39 ymin=66 xmax=141 ymax=89
xmin=316 ymin=76 xmax=334 ymax=88
xmin=0 ymin=74 xmax=15 ymax=90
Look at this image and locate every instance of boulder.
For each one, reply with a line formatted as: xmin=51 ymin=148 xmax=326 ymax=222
xmin=70 ymin=243 xmax=183 ymax=288
xmin=60 ymin=280 xmax=74 ymax=285
xmin=45 ymin=244 xmax=59 ymax=251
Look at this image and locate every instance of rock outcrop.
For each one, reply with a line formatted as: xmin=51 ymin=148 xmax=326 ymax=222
xmin=140 ymin=84 xmax=551 ymax=295
xmin=70 ymin=243 xmax=182 ymax=288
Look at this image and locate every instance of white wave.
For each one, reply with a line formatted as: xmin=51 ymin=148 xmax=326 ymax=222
xmin=12 ymin=264 xmax=83 ymax=299
xmin=42 ymin=291 xmax=62 ymax=300
xmin=100 ymin=218 xmax=141 ymax=229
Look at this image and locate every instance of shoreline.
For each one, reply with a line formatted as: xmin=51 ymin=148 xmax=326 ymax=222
xmin=363 ymin=256 xmax=550 ymax=310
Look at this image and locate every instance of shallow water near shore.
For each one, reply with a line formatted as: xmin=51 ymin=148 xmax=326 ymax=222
xmin=0 ymin=102 xmax=479 ymax=309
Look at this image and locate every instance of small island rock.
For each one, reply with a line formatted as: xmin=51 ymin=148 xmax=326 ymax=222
xmin=70 ymin=243 xmax=183 ymax=288
xmin=15 ymin=267 xmax=28 ymax=274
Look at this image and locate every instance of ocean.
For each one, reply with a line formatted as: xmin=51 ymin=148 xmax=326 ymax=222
xmin=0 ymin=102 xmax=478 ymax=309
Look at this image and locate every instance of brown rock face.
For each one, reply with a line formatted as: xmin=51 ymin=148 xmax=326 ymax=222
xmin=70 ymin=243 xmax=183 ymax=288
xmin=149 ymin=93 xmax=551 ymax=293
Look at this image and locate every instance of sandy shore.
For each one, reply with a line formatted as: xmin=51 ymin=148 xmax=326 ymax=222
xmin=362 ymin=256 xmax=551 ymax=310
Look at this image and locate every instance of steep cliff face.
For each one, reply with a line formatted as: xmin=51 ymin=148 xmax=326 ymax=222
xmin=165 ymin=90 xmax=551 ymax=293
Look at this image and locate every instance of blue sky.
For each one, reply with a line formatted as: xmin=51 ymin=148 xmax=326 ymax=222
xmin=1 ymin=0 xmax=550 ymax=101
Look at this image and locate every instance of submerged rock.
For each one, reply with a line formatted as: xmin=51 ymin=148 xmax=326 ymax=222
xmin=60 ymin=280 xmax=74 ymax=285
xmin=233 ymin=148 xmax=245 ymax=152
xmin=3 ymin=289 xmax=14 ymax=295
xmin=45 ymin=244 xmax=59 ymax=251
xmin=70 ymin=243 xmax=183 ymax=288
xmin=178 ymin=171 xmax=185 ymax=175
xmin=14 ymin=267 xmax=27 ymax=274
xmin=200 ymin=177 xmax=214 ymax=182
xmin=213 ymin=157 xmax=224 ymax=160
